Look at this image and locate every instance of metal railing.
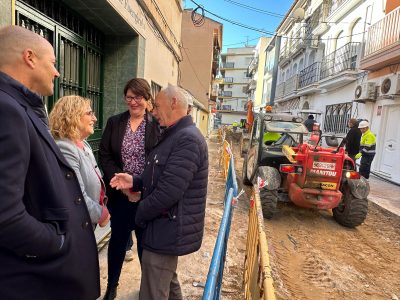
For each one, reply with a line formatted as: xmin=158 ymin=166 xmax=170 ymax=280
xmin=320 ymin=42 xmax=360 ymax=79
xmin=323 ymin=102 xmax=352 ymax=134
xmin=299 ymin=62 xmax=321 ymax=88
xmin=222 ymin=62 xmax=235 ymax=68
xmin=326 ymin=0 xmax=347 ymax=17
xmin=284 ymin=74 xmax=299 ymax=95
xmin=279 ymin=43 xmax=290 ymax=62
xmin=223 ymin=77 xmax=234 ymax=83
xmin=203 ymin=140 xmax=238 ymax=300
xmin=290 ymin=26 xmax=306 ymax=55
xmin=219 ymin=90 xmax=232 ymax=97
xmin=276 ymin=82 xmax=285 ymax=98
xmin=243 ymin=183 xmax=276 ymax=300
xmin=364 ymin=6 xmax=400 ymax=57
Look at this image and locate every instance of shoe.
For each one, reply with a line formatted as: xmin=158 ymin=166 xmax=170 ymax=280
xmin=124 ymin=249 xmax=134 ymax=262
xmin=103 ymin=284 xmax=118 ymax=300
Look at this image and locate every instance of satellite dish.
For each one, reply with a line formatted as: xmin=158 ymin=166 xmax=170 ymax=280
xmin=292 ymin=8 xmax=305 ymax=21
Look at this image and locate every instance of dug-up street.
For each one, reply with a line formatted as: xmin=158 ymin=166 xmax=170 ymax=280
xmin=98 ymin=133 xmax=400 ymax=300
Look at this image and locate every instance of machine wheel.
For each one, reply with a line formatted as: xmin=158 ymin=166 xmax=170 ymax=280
xmin=260 ymin=189 xmax=278 ymax=219
xmin=333 ymin=184 xmax=368 ymax=228
xmin=242 ymin=155 xmax=252 ymax=186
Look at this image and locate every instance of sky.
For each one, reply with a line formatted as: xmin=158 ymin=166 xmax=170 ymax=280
xmin=183 ymin=0 xmax=294 ymax=52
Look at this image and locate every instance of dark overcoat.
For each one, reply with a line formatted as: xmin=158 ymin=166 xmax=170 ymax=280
xmin=0 ymin=72 xmax=100 ymax=300
xmin=134 ymin=115 xmax=209 ymax=256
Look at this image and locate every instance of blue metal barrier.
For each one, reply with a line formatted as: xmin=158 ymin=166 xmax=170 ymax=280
xmin=203 ymin=156 xmax=238 ymax=300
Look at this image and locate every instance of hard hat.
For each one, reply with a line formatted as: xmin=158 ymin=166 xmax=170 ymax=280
xmin=358 ymin=120 xmax=369 ymax=128
xmin=265 ymin=105 xmax=273 ymax=113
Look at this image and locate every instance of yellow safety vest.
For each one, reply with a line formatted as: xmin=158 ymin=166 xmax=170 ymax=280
xmin=263 ymin=132 xmax=281 ymax=144
xmin=360 ymin=129 xmax=376 ymax=155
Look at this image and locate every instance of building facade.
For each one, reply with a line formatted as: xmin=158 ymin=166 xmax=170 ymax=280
xmin=272 ymin=0 xmax=400 ymax=183
xmin=180 ymin=9 xmax=222 ymax=136
xmin=217 ymin=46 xmax=254 ymax=125
xmin=0 ymin=0 xmax=182 ymax=154
xmin=246 ymin=37 xmax=270 ymax=110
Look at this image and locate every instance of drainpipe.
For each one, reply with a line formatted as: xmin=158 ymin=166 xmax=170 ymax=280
xmin=270 ymin=35 xmax=282 ymax=106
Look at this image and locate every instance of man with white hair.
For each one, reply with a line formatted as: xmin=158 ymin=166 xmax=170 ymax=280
xmin=355 ymin=120 xmax=376 ymax=179
xmin=0 ymin=26 xmax=99 ymax=299
xmin=110 ymin=84 xmax=209 ymax=300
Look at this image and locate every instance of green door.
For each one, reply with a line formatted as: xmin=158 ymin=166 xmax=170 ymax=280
xmin=16 ymin=0 xmax=104 ymax=156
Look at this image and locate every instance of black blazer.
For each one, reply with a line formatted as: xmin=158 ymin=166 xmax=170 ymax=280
xmin=99 ymin=110 xmax=160 ymax=206
xmin=345 ymin=126 xmax=362 ymax=156
xmin=0 ymin=73 xmax=99 ymax=300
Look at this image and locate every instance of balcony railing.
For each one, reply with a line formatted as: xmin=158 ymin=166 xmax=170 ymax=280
xmin=326 ymin=0 xmax=347 ymax=17
xmin=299 ymin=62 xmax=321 ymax=88
xmin=223 ymin=77 xmax=234 ymax=83
xmin=279 ymin=43 xmax=290 ymax=63
xmin=222 ymin=62 xmax=235 ymax=68
xmin=291 ymin=28 xmax=306 ymax=55
xmin=320 ymin=42 xmax=360 ymax=79
xmin=219 ymin=91 xmax=232 ymax=97
xmin=276 ymin=82 xmax=285 ymax=98
xmin=284 ymin=75 xmax=299 ymax=96
xmin=364 ymin=6 xmax=400 ymax=57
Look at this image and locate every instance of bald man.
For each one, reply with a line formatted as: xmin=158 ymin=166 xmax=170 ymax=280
xmin=111 ymin=85 xmax=208 ymax=300
xmin=0 ymin=26 xmax=100 ymax=299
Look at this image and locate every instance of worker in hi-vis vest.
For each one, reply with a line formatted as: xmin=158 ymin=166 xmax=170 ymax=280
xmin=355 ymin=120 xmax=376 ymax=179
xmin=263 ymin=131 xmax=282 ymax=145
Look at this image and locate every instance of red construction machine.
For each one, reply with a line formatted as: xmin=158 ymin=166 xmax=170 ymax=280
xmin=242 ymin=113 xmax=369 ymax=228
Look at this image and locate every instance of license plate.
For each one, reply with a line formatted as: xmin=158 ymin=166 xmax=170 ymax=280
xmin=313 ymin=161 xmax=336 ymax=170
xmin=320 ymin=182 xmax=337 ymax=190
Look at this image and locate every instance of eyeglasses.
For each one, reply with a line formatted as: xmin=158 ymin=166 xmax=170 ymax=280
xmin=84 ymin=110 xmax=95 ymax=117
xmin=125 ymin=95 xmax=144 ymax=103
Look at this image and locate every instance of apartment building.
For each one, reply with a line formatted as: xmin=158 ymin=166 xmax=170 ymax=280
xmin=217 ymin=46 xmax=254 ymax=125
xmin=358 ymin=1 xmax=400 ymax=182
xmin=271 ymin=0 xmax=399 ymax=183
xmin=246 ymin=37 xmax=270 ymax=110
xmin=0 ymin=0 xmax=183 ymax=154
xmin=180 ymin=9 xmax=222 ymax=136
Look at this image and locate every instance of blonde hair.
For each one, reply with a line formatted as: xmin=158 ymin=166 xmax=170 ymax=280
xmin=49 ymin=95 xmax=91 ymax=141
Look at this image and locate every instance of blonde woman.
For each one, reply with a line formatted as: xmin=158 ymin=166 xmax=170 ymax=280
xmin=49 ymin=95 xmax=110 ymax=228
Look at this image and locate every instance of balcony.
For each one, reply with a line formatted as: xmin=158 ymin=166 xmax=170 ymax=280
xmin=218 ymin=91 xmax=232 ymax=97
xmin=247 ymin=57 xmax=259 ymax=76
xmin=247 ymin=79 xmax=257 ymax=91
xmin=312 ymin=2 xmax=330 ymax=36
xmin=360 ymin=6 xmax=400 ymax=71
xmin=222 ymin=77 xmax=234 ymax=84
xmin=298 ymin=62 xmax=321 ymax=93
xmin=279 ymin=44 xmax=290 ymax=67
xmin=221 ymin=62 xmax=235 ymax=69
xmin=276 ymin=82 xmax=285 ymax=99
xmin=289 ymin=26 xmax=307 ymax=58
xmin=325 ymin=0 xmax=363 ymax=23
xmin=319 ymin=42 xmax=360 ymax=89
xmin=284 ymin=74 xmax=299 ymax=97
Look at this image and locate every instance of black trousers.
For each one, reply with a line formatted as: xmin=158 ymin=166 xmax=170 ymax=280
xmin=107 ymin=197 xmax=143 ymax=287
xmin=359 ymin=154 xmax=375 ymax=179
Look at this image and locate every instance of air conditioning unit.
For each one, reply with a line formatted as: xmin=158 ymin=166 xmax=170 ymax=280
xmin=354 ymin=82 xmax=376 ymax=102
xmin=380 ymin=74 xmax=400 ymax=95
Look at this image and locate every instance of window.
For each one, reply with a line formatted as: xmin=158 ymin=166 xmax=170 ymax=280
xmin=324 ymin=102 xmax=352 ymax=134
xmin=16 ymin=0 xmax=104 ymax=156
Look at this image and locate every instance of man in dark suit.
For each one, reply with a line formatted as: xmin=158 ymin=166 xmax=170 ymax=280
xmin=0 ymin=25 xmax=100 ymax=299
xmin=111 ymin=85 xmax=208 ymax=300
xmin=343 ymin=118 xmax=362 ymax=164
